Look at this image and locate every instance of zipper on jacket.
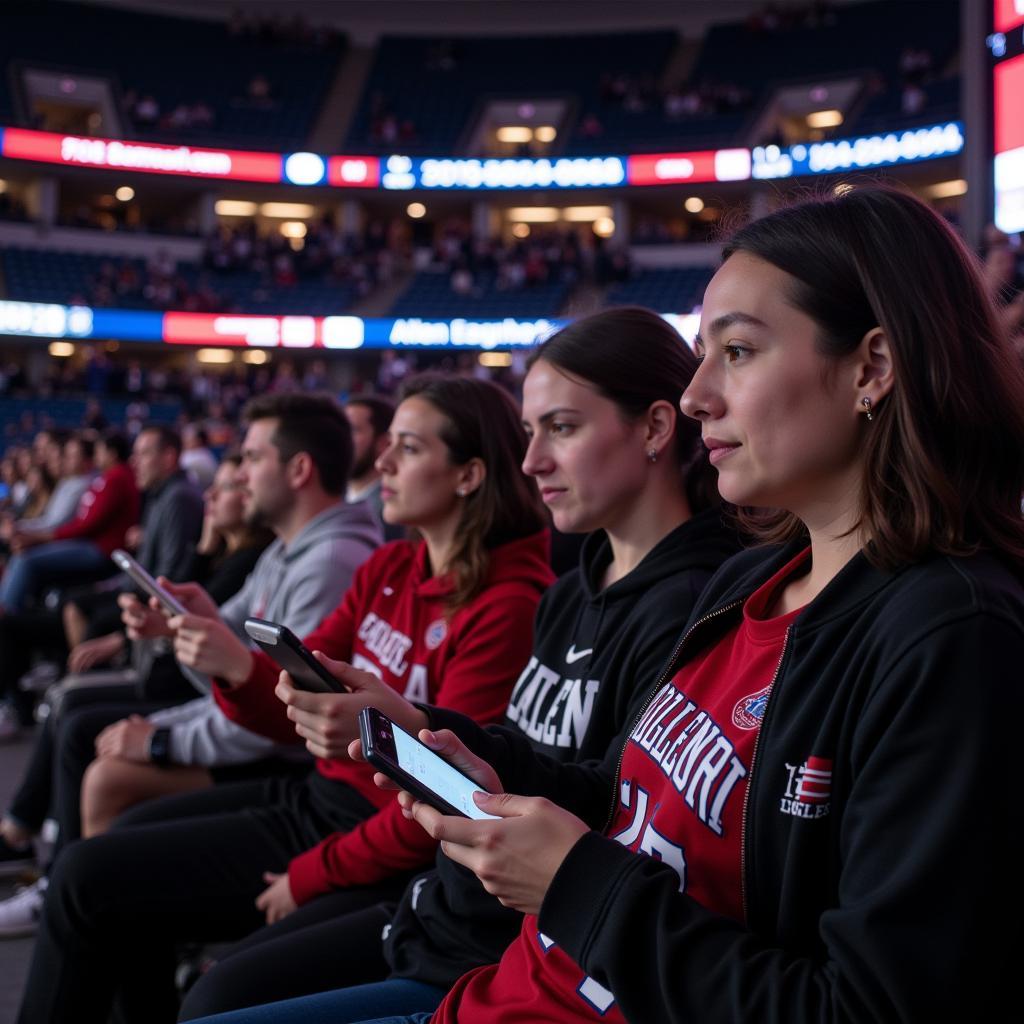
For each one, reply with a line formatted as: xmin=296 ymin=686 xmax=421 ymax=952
xmin=739 ymin=625 xmax=791 ymax=924
xmin=601 ymin=599 xmax=744 ymax=833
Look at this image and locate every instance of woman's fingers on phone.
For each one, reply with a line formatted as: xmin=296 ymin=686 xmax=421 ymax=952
xmin=417 ymin=729 xmax=503 ymax=792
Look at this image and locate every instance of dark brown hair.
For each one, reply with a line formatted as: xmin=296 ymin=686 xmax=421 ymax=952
xmin=722 ymin=184 xmax=1024 ymax=570
xmin=345 ymin=394 xmax=396 ymax=439
xmin=400 ymin=374 xmax=547 ymax=611
xmin=242 ymin=393 xmax=352 ymax=496
xmin=529 ymin=306 xmax=718 ymax=514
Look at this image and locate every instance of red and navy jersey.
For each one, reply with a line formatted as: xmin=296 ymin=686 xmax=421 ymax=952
xmin=435 ymin=549 xmax=808 ymax=1023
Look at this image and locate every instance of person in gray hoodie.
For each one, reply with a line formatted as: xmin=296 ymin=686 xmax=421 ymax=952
xmin=0 ymin=395 xmax=380 ymax=937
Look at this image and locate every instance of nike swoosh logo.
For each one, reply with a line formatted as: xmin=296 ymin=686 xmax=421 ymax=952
xmin=565 ymin=645 xmax=593 ymax=665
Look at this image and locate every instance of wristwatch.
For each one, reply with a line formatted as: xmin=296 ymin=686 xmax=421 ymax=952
xmin=148 ymin=727 xmax=172 ymax=767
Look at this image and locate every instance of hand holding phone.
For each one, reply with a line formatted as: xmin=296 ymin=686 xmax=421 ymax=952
xmin=111 ymin=549 xmax=188 ymax=617
xmin=244 ymin=618 xmax=346 ymax=694
xmin=358 ymin=707 xmax=499 ymax=820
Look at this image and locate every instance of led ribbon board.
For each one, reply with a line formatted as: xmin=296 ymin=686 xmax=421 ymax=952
xmin=0 ymin=302 xmax=700 ymax=348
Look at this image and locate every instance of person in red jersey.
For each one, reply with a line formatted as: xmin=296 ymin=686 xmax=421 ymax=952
xmin=336 ymin=187 xmax=1024 ymax=1024
xmin=17 ymin=376 xmax=552 ymax=1024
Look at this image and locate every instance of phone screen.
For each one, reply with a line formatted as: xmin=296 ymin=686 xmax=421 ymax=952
xmin=391 ymin=724 xmax=500 ymax=821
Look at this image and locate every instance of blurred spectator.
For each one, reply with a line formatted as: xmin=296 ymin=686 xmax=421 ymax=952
xmin=180 ymin=425 xmax=219 ymax=491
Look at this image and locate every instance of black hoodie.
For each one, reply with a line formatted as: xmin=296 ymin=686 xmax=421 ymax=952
xmin=382 ymin=508 xmax=739 ymax=987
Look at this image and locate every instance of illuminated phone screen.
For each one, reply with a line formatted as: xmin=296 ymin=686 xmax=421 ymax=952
xmin=391 ymin=724 xmax=499 ymax=820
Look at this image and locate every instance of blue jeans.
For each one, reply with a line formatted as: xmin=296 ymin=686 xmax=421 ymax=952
xmin=0 ymin=539 xmax=108 ymax=612
xmin=188 ymin=980 xmax=443 ymax=1024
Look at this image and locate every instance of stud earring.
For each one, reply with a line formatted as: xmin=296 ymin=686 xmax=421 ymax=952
xmin=647 ymin=449 xmax=658 ymax=464
xmin=861 ymin=397 xmax=873 ymax=422
xmin=456 ymin=488 xmax=467 ymax=497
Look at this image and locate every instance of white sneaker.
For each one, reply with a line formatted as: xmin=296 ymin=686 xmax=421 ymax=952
xmin=0 ymin=876 xmax=47 ymax=938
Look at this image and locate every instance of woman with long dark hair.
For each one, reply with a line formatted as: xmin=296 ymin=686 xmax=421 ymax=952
xmin=331 ymin=186 xmax=1022 ymax=1024
xmin=17 ymin=377 xmax=552 ymax=1024
xmin=178 ymin=307 xmax=737 ymax=1022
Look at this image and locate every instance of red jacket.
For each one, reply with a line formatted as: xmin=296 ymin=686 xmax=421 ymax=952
xmin=53 ymin=463 xmax=140 ymax=556
xmin=214 ymin=531 xmax=553 ymax=904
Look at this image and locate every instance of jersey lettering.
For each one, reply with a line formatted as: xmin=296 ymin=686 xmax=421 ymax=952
xmin=356 ymin=612 xmax=413 ymax=675
xmin=630 ymin=684 xmax=747 ymax=836
xmin=507 ymin=658 xmax=600 ymax=751
xmin=402 ymin=663 xmax=429 ymax=703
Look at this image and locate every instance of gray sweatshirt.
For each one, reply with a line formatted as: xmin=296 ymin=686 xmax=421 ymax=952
xmin=149 ymin=500 xmax=382 ymax=766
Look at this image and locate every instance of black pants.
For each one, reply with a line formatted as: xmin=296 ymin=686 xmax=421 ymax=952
xmin=177 ymin=897 xmax=398 ymax=1019
xmin=18 ymin=771 xmax=392 ymax=1024
xmin=6 ymin=683 xmax=172 ymax=854
xmin=0 ymin=608 xmax=68 ymax=724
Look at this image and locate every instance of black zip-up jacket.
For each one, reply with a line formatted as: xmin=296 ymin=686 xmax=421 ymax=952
xmin=426 ymin=542 xmax=1024 ymax=1022
xmin=383 ymin=509 xmax=739 ymax=987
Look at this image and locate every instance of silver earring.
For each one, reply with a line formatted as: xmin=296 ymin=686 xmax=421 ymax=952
xmin=861 ymin=397 xmax=873 ymax=422
xmin=647 ymin=449 xmax=658 ymax=464
xmin=456 ymin=488 xmax=467 ymax=497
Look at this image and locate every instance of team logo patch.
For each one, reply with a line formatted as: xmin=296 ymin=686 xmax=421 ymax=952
xmin=424 ymin=618 xmax=447 ymax=650
xmin=732 ymin=684 xmax=771 ymax=730
xmin=780 ymin=756 xmax=833 ymax=819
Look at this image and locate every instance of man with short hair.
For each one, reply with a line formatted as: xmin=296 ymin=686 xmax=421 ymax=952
xmin=344 ymin=395 xmax=400 ymax=541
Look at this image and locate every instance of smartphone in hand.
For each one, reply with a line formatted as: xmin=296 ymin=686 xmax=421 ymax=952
xmin=244 ymin=618 xmax=346 ymax=694
xmin=111 ymin=549 xmax=188 ymax=617
xmin=358 ymin=707 xmax=498 ymax=819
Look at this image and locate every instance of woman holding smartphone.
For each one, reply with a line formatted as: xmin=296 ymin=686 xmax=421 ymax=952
xmin=179 ymin=307 xmax=737 ymax=1021
xmin=17 ymin=377 xmax=552 ymax=1024
xmin=243 ymin=186 xmax=1020 ymax=1024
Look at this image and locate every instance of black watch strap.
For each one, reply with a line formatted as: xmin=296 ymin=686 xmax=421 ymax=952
xmin=148 ymin=727 xmax=172 ymax=767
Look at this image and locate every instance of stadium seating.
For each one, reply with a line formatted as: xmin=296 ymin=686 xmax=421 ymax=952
xmin=606 ymin=267 xmax=715 ymax=314
xmin=2 ymin=1 xmax=344 ymax=149
xmin=391 ymin=270 xmax=570 ymax=319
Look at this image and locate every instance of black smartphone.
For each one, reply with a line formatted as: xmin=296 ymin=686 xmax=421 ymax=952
xmin=358 ymin=707 xmax=498 ymax=820
xmin=243 ymin=617 xmax=345 ymax=694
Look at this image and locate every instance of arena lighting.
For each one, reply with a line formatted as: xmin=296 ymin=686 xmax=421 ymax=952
xmin=925 ymin=179 xmax=968 ymax=199
xmin=406 ymin=202 xmax=427 ymax=218
xmin=994 ymin=51 xmax=1024 ymax=233
xmin=496 ymin=127 xmax=533 ymax=143
xmin=684 ymin=196 xmax=705 ymax=213
xmin=592 ymin=217 xmax=616 ymax=237
xmin=48 ymin=341 xmax=75 ymax=357
xmin=627 ymin=148 xmax=751 ymax=186
xmin=506 ymin=207 xmax=560 ymax=222
xmin=511 ymin=223 xmax=530 ymax=238
xmin=259 ymin=202 xmax=315 ymax=219
xmin=115 ymin=186 xmax=134 ymax=201
xmin=280 ymin=221 xmax=307 ymax=238
xmin=283 ymin=152 xmax=327 ymax=186
xmin=752 ymin=121 xmax=965 ymax=179
xmin=196 ymin=348 xmax=235 ymax=364
xmin=0 ymin=301 xmax=708 ymax=351
xmin=562 ymin=205 xmax=613 ymax=222
xmin=0 ymin=179 xmax=8 ymax=193
xmin=478 ymin=351 xmax=513 ymax=367
xmin=806 ymin=109 xmax=844 ymax=129
xmin=214 ymin=199 xmax=258 ymax=217
xmin=412 ymin=156 xmax=627 ymax=190
xmin=534 ymin=126 xmax=557 ymax=143
xmin=242 ymin=349 xmax=270 ymax=364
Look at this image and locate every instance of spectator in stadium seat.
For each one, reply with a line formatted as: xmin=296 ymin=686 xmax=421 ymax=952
xmin=344 ymin=395 xmax=402 ymax=542
xmin=17 ymin=377 xmax=552 ymax=1024
xmin=0 ymin=432 xmax=139 ymax=614
xmin=72 ymin=398 xmax=381 ymax=835
xmin=181 ymin=424 xmax=219 ymax=491
xmin=4 ymin=429 xmax=94 ymax=538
